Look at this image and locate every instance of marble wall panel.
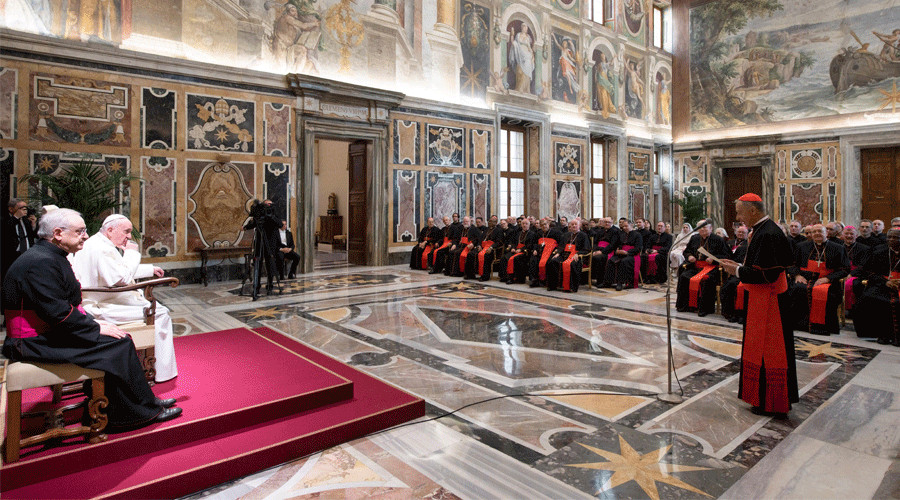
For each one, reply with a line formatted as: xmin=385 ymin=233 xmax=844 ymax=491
xmin=393 ymin=119 xmax=420 ymax=165
xmin=425 ymin=171 xmax=465 ymax=222
xmin=471 ymin=129 xmax=491 ymax=169
xmin=554 ymin=140 xmax=582 ymax=176
xmin=1 ymin=148 xmax=14 ymax=203
xmin=394 ymin=169 xmax=418 ymax=242
xmin=790 ymin=183 xmax=823 ymax=226
xmin=774 ymin=142 xmax=841 ymax=223
xmin=426 ymin=124 xmax=465 ymax=167
xmin=186 ymin=160 xmax=254 ymax=250
xmin=629 ymin=184 xmax=648 ymax=221
xmin=29 ymin=151 xmax=130 ymax=199
xmin=528 ymin=177 xmax=541 ymax=217
xmin=263 ymin=102 xmax=291 ymax=157
xmin=264 ymin=162 xmax=290 ymax=223
xmin=606 ymin=139 xmax=618 ymax=182
xmin=185 ymin=94 xmax=255 ymax=153
xmin=471 ymin=173 xmax=490 ymax=221
xmin=30 ymin=73 xmax=130 ymax=146
xmin=141 ymin=87 xmax=176 ymax=149
xmin=627 ymin=149 xmax=650 ymax=182
xmin=141 ymin=156 xmax=176 ymax=258
xmin=555 ymin=180 xmax=582 ymax=221
xmin=0 ymin=68 xmax=17 ymax=139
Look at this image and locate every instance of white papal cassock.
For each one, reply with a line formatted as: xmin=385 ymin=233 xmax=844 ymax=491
xmin=72 ymin=232 xmax=177 ymax=382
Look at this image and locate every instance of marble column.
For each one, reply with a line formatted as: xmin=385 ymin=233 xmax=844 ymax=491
xmin=427 ymin=0 xmax=462 ymax=98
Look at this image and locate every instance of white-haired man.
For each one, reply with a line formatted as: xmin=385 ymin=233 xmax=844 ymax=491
xmin=72 ymin=214 xmax=177 ymax=382
xmin=2 ymin=209 xmax=180 ymax=428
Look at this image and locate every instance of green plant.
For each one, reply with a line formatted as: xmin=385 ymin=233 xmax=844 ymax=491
xmin=674 ymin=188 xmax=709 ymax=227
xmin=20 ymin=157 xmax=138 ymax=236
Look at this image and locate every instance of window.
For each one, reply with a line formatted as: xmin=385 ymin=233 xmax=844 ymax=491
xmin=653 ymin=5 xmax=672 ymax=52
xmin=499 ymin=125 xmax=526 ymax=219
xmin=590 ymin=0 xmax=615 ymax=24
xmin=590 ymin=138 xmax=606 ymax=218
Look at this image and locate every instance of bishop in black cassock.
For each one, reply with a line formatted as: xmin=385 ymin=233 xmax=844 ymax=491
xmin=720 ymin=194 xmax=798 ymax=417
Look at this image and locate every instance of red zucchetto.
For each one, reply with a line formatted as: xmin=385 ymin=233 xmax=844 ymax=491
xmin=738 ymin=193 xmax=762 ymax=202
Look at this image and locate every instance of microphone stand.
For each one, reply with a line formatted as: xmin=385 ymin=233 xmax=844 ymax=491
xmin=657 ymin=221 xmax=709 ymax=404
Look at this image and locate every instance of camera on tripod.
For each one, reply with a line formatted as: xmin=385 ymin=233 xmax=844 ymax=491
xmin=249 ymin=199 xmax=276 ymax=221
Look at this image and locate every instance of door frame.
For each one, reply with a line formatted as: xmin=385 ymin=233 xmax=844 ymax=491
xmin=710 ymin=156 xmax=773 ymax=228
xmin=298 ymin=118 xmax=387 ymax=274
xmin=841 ymin=131 xmax=900 ymax=225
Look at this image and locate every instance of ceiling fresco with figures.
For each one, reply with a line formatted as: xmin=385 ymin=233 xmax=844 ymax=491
xmin=0 ymin=0 xmax=673 ymax=131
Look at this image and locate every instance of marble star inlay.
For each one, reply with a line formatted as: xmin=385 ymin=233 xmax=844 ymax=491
xmin=566 ymin=435 xmax=712 ymax=500
xmin=795 ymin=340 xmax=861 ymax=362
xmin=238 ymin=306 xmax=281 ymax=320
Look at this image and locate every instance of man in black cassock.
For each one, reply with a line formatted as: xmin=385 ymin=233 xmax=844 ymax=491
xmin=641 ymin=221 xmax=673 ymax=285
xmin=590 ymin=217 xmax=620 ymax=286
xmin=852 ymin=229 xmax=900 ymax=345
xmin=789 ymin=224 xmax=849 ymax=335
xmin=473 ymin=218 xmax=507 ymax=281
xmin=429 ymin=216 xmax=456 ymax=274
xmin=2 ymin=208 xmax=181 ymax=429
xmin=719 ymin=225 xmax=749 ymax=323
xmin=500 ymin=218 xmax=537 ymax=284
xmin=841 ymin=225 xmax=870 ymax=319
xmin=601 ymin=219 xmax=643 ymax=291
xmin=410 ymin=217 xmax=440 ymax=270
xmin=720 ymin=194 xmax=798 ymax=418
xmin=448 ymin=216 xmax=482 ymax=277
xmin=528 ymin=218 xmax=564 ymax=287
xmin=675 ymin=224 xmax=729 ymax=316
xmin=856 ymin=219 xmax=884 ymax=249
xmin=546 ymin=219 xmax=591 ymax=292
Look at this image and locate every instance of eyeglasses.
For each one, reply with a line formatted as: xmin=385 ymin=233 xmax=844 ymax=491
xmin=65 ymin=227 xmax=88 ymax=235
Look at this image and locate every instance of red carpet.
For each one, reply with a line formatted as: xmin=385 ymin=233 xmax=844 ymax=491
xmin=2 ymin=327 xmax=425 ymax=499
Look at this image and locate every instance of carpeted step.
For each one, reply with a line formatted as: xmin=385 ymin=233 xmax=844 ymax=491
xmin=2 ymin=328 xmax=354 ymax=492
xmin=1 ymin=327 xmax=425 ymax=498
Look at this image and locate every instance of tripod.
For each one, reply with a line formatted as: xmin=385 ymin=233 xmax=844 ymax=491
xmin=247 ymin=222 xmax=282 ymax=301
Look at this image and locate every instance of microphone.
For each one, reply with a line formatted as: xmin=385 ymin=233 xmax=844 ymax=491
xmin=694 ymin=218 xmax=713 ymax=230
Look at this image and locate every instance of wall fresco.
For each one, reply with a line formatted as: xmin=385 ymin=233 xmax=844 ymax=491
xmin=551 ymin=29 xmax=580 ymax=105
xmin=459 ymin=1 xmax=491 ymax=99
xmin=690 ymin=0 xmax=900 ymax=131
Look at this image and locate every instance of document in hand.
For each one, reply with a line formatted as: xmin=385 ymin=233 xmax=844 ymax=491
xmin=697 ymin=247 xmax=721 ymax=264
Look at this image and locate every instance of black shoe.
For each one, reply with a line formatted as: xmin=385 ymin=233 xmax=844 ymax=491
xmin=877 ymin=338 xmax=892 ymax=345
xmin=615 ymin=283 xmax=623 ymax=291
xmin=750 ymin=406 xmax=788 ymax=419
xmin=154 ymin=406 xmax=183 ymax=423
xmin=288 ymin=274 xmax=295 ymax=279
xmin=698 ymin=310 xmax=709 ymax=317
xmin=429 ymin=270 xmax=440 ymax=274
xmin=728 ymin=316 xmax=739 ymax=323
xmin=154 ymin=397 xmax=177 ymax=408
xmin=529 ymin=280 xmax=541 ymax=288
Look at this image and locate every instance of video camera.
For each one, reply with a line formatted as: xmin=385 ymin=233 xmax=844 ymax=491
xmin=249 ymin=199 xmax=276 ymax=220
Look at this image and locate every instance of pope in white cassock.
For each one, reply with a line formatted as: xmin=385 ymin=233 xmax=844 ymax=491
xmin=71 ymin=214 xmax=177 ymax=382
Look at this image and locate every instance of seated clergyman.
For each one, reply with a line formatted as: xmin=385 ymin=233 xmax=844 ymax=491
xmin=2 ymin=208 xmax=181 ymax=429
xmin=71 ymin=214 xmax=178 ymax=383
xmin=788 ymin=224 xmax=849 ymax=335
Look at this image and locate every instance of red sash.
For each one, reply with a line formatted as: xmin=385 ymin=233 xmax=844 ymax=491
xmin=538 ymin=238 xmax=557 ymax=280
xmin=477 ymin=241 xmax=494 ymax=275
xmin=507 ymin=243 xmax=525 ymax=275
xmin=891 ymin=271 xmax=900 ymax=303
xmin=735 ymin=282 xmax=748 ymax=311
xmin=561 ymin=244 xmax=578 ymax=291
xmin=458 ymin=237 xmax=471 ymax=271
xmin=622 ymin=245 xmax=641 ymax=289
xmin=432 ymin=237 xmax=451 ymax=266
xmin=421 ymin=242 xmax=434 ymax=269
xmin=647 ymin=245 xmax=663 ymax=277
xmin=597 ymin=241 xmax=610 ymax=250
xmin=801 ymin=260 xmax=834 ymax=325
xmin=5 ymin=304 xmax=88 ymax=338
xmin=688 ymin=260 xmax=717 ymax=308
xmin=844 ymin=277 xmax=857 ymax=311
xmin=739 ymin=272 xmax=791 ymax=413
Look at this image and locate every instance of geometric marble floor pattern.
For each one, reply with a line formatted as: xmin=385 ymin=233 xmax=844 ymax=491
xmin=161 ymin=266 xmax=900 ymax=500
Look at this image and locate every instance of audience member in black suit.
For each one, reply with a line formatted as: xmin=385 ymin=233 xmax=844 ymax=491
xmin=2 ymin=198 xmax=37 ymax=281
xmin=719 ymin=225 xmax=750 ymax=323
xmin=277 ymin=220 xmax=301 ymax=279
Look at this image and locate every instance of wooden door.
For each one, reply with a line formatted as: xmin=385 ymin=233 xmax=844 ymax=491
xmin=722 ymin=166 xmax=762 ymax=235
xmin=861 ymin=147 xmax=900 ymax=224
xmin=347 ymin=141 xmax=368 ymax=265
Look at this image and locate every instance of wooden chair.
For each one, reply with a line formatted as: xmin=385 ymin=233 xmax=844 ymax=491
xmin=3 ymin=360 xmax=108 ymax=464
xmin=80 ymin=277 xmax=179 ymax=382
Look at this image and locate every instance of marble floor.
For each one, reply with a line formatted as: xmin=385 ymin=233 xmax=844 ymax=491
xmin=136 ymin=267 xmax=900 ymax=498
